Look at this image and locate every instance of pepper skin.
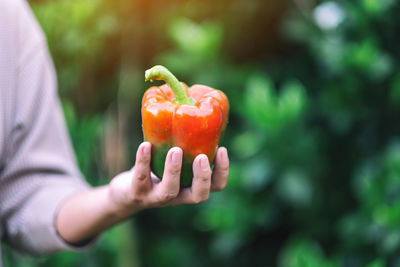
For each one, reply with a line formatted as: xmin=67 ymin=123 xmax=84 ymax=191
xmin=141 ymin=65 xmax=229 ymax=187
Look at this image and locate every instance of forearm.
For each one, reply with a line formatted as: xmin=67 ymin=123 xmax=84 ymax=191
xmin=56 ymin=185 xmax=136 ymax=245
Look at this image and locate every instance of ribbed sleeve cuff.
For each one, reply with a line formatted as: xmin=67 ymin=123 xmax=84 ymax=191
xmin=13 ymin=181 xmax=99 ymax=254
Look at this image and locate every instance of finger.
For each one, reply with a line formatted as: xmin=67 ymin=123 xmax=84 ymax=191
xmin=167 ymin=187 xmax=192 ymax=206
xmin=211 ymin=147 xmax=229 ymax=192
xmin=168 ymin=154 xmax=211 ymax=206
xmin=154 ymin=147 xmax=182 ymax=202
xmin=132 ymin=142 xmax=152 ymax=193
xmin=175 ymin=154 xmax=211 ymax=204
xmin=162 ymin=154 xmax=212 ymax=206
xmin=191 ymin=154 xmax=212 ymax=202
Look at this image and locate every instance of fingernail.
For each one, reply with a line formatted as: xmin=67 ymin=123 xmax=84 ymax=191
xmin=199 ymin=155 xmax=209 ymax=170
xmin=143 ymin=144 xmax=150 ymax=155
xmin=221 ymin=147 xmax=228 ymax=161
xmin=172 ymin=149 xmax=181 ymax=164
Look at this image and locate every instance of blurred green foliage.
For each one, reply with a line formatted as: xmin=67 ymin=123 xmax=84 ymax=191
xmin=5 ymin=0 xmax=400 ymax=266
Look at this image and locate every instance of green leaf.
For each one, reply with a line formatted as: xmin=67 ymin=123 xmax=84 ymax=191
xmin=168 ymin=17 xmax=222 ymax=57
xmin=279 ymin=238 xmax=335 ymax=267
xmin=278 ymin=80 xmax=307 ymax=122
xmin=366 ymin=259 xmax=385 ymax=267
xmin=277 ymin=170 xmax=313 ymax=207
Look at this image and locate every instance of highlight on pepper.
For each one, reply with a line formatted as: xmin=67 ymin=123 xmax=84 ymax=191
xmin=141 ymin=65 xmax=229 ymax=187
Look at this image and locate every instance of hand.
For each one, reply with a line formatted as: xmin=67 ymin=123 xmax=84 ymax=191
xmin=108 ymin=142 xmax=229 ymax=216
xmin=56 ymin=141 xmax=228 ymax=244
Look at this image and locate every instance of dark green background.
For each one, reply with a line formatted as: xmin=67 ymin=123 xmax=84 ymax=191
xmin=3 ymin=0 xmax=400 ymax=266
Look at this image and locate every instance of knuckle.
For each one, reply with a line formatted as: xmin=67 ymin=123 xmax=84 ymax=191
xmin=212 ymin=183 xmax=226 ymax=191
xmin=137 ymin=155 xmax=150 ymax=165
xmin=159 ymin=191 xmax=178 ymax=202
xmin=127 ymin=192 xmax=144 ymax=206
xmin=168 ymin=166 xmax=181 ymax=177
xmin=166 ymin=191 xmax=179 ymax=200
xmin=200 ymin=174 xmax=211 ymax=184
xmin=135 ymin=172 xmax=148 ymax=181
xmin=193 ymin=194 xmax=209 ymax=204
xmin=192 ymin=198 xmax=201 ymax=204
xmin=221 ymin=166 xmax=229 ymax=175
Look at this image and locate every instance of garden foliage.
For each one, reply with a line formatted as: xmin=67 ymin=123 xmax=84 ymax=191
xmin=4 ymin=0 xmax=400 ymax=266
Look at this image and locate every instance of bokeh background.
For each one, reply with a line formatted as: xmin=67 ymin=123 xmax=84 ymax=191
xmin=3 ymin=0 xmax=400 ymax=266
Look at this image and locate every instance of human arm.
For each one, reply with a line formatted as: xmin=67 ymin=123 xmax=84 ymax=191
xmin=56 ymin=142 xmax=229 ymax=244
xmin=0 ymin=0 xmax=96 ymax=254
xmin=0 ymin=0 xmax=229 ymax=252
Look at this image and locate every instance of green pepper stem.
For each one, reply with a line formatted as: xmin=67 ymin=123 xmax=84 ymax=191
xmin=145 ymin=65 xmax=194 ymax=105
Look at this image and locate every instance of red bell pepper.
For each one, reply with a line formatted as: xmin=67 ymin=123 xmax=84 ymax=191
xmin=141 ymin=65 xmax=229 ymax=187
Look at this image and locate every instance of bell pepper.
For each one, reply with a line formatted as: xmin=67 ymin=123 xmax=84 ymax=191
xmin=141 ymin=65 xmax=229 ymax=187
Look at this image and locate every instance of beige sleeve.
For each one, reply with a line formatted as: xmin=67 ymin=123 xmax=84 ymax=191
xmin=0 ymin=0 xmax=97 ymax=254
